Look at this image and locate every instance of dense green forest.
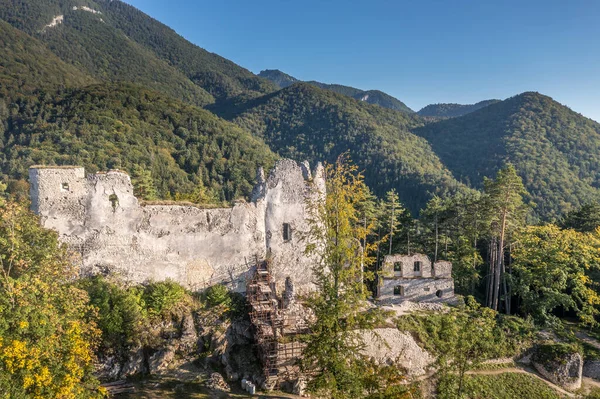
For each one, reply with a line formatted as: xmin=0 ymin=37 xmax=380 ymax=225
xmin=0 ymin=0 xmax=276 ymax=107
xmin=0 ymin=83 xmax=277 ymax=201
xmin=2 ymin=0 xmax=600 ymax=220
xmin=417 ymin=99 xmax=500 ymax=118
xmin=259 ymin=68 xmax=415 ymax=113
xmin=0 ymin=20 xmax=95 ymax=99
xmin=214 ymin=82 xmax=465 ymax=213
xmin=415 ymin=92 xmax=600 ymax=219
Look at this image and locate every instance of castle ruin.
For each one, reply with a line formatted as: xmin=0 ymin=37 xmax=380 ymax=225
xmin=29 ymin=159 xmax=324 ymax=294
xmin=377 ymin=253 xmax=454 ymax=303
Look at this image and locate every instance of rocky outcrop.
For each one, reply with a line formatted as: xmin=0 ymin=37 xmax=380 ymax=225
xmin=206 ymin=372 xmax=230 ymax=392
xmin=532 ymin=344 xmax=583 ymax=390
xmin=359 ymin=328 xmax=434 ymax=376
xmin=583 ymin=359 xmax=600 ymax=380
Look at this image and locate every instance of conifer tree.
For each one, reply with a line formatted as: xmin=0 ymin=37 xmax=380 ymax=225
xmin=131 ymin=165 xmax=158 ymax=201
xmin=482 ymin=164 xmax=528 ymax=313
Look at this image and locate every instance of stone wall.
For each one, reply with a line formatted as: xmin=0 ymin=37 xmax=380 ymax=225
xmin=377 ymin=253 xmax=455 ymax=304
xmin=29 ymin=160 xmax=324 ymax=294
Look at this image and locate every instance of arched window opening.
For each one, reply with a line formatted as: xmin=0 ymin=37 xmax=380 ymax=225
xmin=436 ymin=290 xmax=443 ymax=298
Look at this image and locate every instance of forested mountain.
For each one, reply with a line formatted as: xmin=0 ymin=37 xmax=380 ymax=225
xmin=0 ymin=19 xmax=95 ymax=99
xmin=257 ymin=69 xmax=300 ymax=88
xmin=414 ymin=92 xmax=600 ymax=219
xmin=0 ymin=83 xmax=277 ymax=201
xmin=214 ymin=83 xmax=464 ymax=213
xmin=259 ymin=69 xmax=414 ymax=113
xmin=417 ymin=99 xmax=500 ymax=118
xmin=1 ymin=0 xmax=600 ymax=220
xmin=0 ymin=0 xmax=276 ymax=106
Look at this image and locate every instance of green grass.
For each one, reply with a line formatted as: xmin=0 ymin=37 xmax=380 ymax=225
xmin=114 ymin=377 xmax=299 ymax=399
xmin=453 ymin=373 xmax=565 ymax=399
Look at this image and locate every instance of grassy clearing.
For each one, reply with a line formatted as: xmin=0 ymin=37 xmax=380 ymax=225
xmin=114 ymin=377 xmax=300 ymax=399
xmin=452 ymin=372 xmax=565 ymax=399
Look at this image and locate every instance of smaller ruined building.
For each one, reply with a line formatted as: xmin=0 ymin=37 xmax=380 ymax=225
xmin=377 ymin=253 xmax=454 ymax=303
xmin=29 ymin=159 xmax=325 ymax=294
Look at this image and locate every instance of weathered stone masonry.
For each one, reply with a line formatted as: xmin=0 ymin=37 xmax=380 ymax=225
xmin=29 ymin=159 xmax=325 ymax=293
xmin=377 ymin=253 xmax=454 ymax=303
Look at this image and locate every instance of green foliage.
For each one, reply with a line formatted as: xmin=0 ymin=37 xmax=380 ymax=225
xmin=532 ymin=342 xmax=582 ymax=365
xmin=203 ymin=284 xmax=232 ymax=308
xmin=302 ymin=157 xmax=401 ymax=398
xmin=415 ymin=92 xmax=600 ymax=220
xmin=511 ymin=224 xmax=600 ymax=326
xmin=560 ymin=202 xmax=600 ymax=232
xmin=80 ymin=276 xmax=195 ymax=364
xmin=78 ymin=276 xmax=146 ymax=356
xmin=131 ymin=165 xmax=158 ymax=201
xmin=143 ymin=280 xmax=187 ymax=317
xmin=0 ymin=201 xmax=104 ymax=398
xmin=217 ymin=83 xmax=466 ymax=214
xmin=396 ymin=299 xmax=535 ymax=360
xmin=417 ymin=100 xmax=500 ymax=118
xmin=259 ymin=69 xmax=414 ymax=113
xmin=0 ymin=83 xmax=277 ymax=201
xmin=438 ymin=373 xmax=562 ymax=399
xmin=0 ymin=19 xmax=95 ymax=101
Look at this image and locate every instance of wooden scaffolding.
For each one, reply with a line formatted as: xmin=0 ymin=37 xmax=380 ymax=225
xmin=247 ymin=259 xmax=306 ymax=390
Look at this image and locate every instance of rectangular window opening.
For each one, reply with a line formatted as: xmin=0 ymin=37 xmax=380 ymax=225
xmin=393 ymin=286 xmax=405 ymax=296
xmin=283 ymin=223 xmax=292 ymax=242
xmin=393 ymin=262 xmax=402 ymax=273
xmin=61 ymin=182 xmax=69 ymax=192
xmin=414 ymin=261 xmax=421 ymax=272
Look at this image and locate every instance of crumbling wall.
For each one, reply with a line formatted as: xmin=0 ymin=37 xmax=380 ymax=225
xmin=433 ymin=260 xmax=452 ymax=278
xmin=378 ymin=277 xmax=454 ymax=304
xmin=29 ymin=160 xmax=324 ymax=293
xmin=382 ymin=253 xmax=433 ymax=278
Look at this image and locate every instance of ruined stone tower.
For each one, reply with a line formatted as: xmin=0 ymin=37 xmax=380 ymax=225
xmin=29 ymin=159 xmax=324 ymax=294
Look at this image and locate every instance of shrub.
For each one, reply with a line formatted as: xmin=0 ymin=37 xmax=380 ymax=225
xmin=204 ymin=284 xmax=232 ymax=308
xmin=143 ymin=280 xmax=187 ymax=316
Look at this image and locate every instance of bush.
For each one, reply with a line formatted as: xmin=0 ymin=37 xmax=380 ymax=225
xmin=79 ymin=276 xmax=147 ymax=355
xmin=532 ymin=342 xmax=581 ymax=365
xmin=204 ymin=284 xmax=232 ymax=307
xmin=143 ymin=280 xmax=187 ymax=316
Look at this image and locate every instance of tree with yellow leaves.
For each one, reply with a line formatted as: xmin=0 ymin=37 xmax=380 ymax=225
xmin=302 ymin=155 xmax=414 ymax=399
xmin=0 ymin=201 xmax=105 ymax=399
xmin=511 ymin=224 xmax=600 ymax=326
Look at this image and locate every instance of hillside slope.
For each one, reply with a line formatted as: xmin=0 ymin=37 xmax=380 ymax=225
xmin=0 ymin=19 xmax=95 ymax=99
xmin=215 ymin=83 xmax=464 ymax=213
xmin=414 ymin=92 xmax=600 ymax=219
xmin=0 ymin=84 xmax=278 ymax=201
xmin=259 ymin=69 xmax=414 ymax=113
xmin=0 ymin=0 xmax=275 ymax=106
xmin=417 ymin=100 xmax=501 ymax=118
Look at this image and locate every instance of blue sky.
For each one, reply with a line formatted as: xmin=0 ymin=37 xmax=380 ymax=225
xmin=125 ymin=0 xmax=600 ymax=121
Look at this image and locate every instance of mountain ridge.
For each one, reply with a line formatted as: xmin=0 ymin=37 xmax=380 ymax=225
xmin=258 ymin=69 xmax=414 ymax=113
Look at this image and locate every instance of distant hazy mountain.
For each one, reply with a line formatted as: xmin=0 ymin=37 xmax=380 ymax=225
xmin=414 ymin=92 xmax=600 ymax=219
xmin=258 ymin=69 xmax=414 ymax=113
xmin=417 ymin=100 xmax=501 ymax=118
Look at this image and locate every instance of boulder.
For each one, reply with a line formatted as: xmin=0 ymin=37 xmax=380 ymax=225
xmin=120 ymin=347 xmax=147 ymax=377
xmin=532 ymin=343 xmax=583 ymax=390
xmin=148 ymin=348 xmax=175 ymax=374
xmin=583 ymin=359 xmax=600 ymax=380
xmin=359 ymin=328 xmax=434 ymax=376
xmin=206 ymin=372 xmax=230 ymax=392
